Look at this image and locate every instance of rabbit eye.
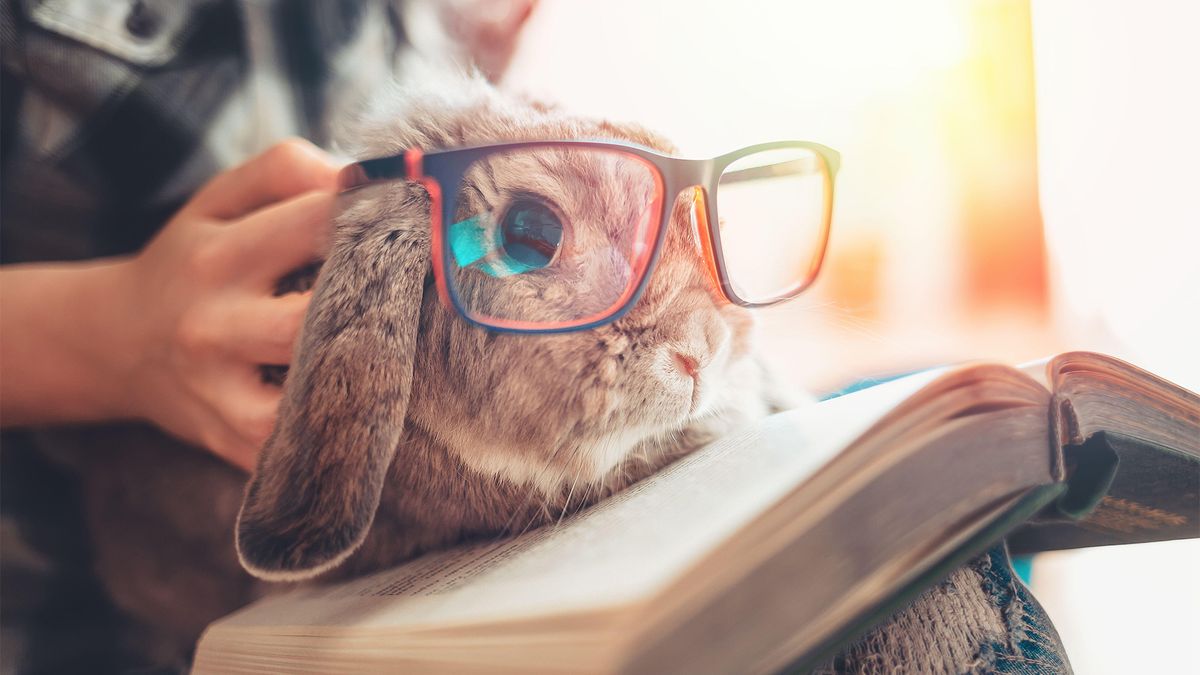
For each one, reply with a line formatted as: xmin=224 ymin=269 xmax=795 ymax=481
xmin=446 ymin=197 xmax=565 ymax=278
xmin=496 ymin=198 xmax=563 ymax=271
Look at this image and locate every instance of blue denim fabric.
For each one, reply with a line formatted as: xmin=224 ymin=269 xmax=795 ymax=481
xmin=973 ymin=545 xmax=1071 ymax=674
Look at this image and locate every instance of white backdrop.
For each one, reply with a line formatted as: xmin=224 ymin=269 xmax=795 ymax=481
xmin=1029 ymin=3 xmax=1200 ymax=673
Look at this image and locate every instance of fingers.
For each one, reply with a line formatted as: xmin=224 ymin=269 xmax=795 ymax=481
xmin=219 ymin=442 xmax=260 ymax=473
xmin=203 ymin=378 xmax=283 ymax=472
xmin=213 ymin=400 xmax=279 ymax=472
xmin=185 ymin=139 xmax=342 ymax=220
xmin=228 ymin=190 xmax=337 ymax=285
xmin=228 ymin=387 xmax=281 ymax=466
xmin=218 ymin=292 xmax=311 ymax=365
xmin=169 ymin=138 xmax=340 ymax=470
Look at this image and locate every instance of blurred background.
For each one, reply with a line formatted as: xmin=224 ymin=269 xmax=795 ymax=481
xmin=497 ymin=0 xmax=1198 ymax=672
xmin=501 ymin=0 xmax=1200 ymax=394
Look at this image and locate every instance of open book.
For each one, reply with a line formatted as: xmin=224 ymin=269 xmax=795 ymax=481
xmin=193 ymin=352 xmax=1199 ymax=674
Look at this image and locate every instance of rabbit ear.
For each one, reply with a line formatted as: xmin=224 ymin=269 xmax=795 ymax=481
xmin=236 ymin=185 xmax=431 ymax=581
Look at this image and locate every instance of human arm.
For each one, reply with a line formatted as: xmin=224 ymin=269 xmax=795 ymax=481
xmin=0 ymin=139 xmax=341 ymax=471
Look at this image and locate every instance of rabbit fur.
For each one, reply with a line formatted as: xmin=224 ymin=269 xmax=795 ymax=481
xmin=38 ymin=72 xmax=793 ymax=659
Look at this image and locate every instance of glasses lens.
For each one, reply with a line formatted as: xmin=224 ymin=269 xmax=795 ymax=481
xmin=445 ymin=146 xmax=663 ymax=331
xmin=715 ymin=147 xmax=831 ymax=303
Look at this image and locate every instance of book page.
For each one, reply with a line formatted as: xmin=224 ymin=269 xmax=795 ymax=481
xmin=1051 ymin=351 xmax=1200 ymax=452
xmin=208 ymin=370 xmax=947 ymax=634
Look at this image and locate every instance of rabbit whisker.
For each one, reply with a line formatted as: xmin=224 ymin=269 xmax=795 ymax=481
xmin=555 ymin=472 xmax=582 ymax=529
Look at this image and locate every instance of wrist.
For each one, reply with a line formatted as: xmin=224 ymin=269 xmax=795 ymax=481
xmin=0 ymin=256 xmax=142 ymax=425
xmin=76 ymin=256 xmax=146 ymax=420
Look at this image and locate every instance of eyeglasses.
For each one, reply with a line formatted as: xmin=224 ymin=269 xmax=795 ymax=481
xmin=340 ymin=140 xmax=840 ymax=334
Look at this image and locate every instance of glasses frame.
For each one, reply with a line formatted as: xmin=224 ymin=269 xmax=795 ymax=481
xmin=339 ymin=139 xmax=841 ymax=334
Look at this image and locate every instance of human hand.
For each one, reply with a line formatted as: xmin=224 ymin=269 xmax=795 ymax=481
xmin=111 ymin=139 xmax=342 ymax=469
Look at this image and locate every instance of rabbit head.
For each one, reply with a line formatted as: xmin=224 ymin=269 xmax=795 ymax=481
xmin=236 ymin=74 xmax=780 ymax=581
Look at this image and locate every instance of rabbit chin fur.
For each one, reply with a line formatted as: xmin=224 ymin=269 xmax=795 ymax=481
xmin=233 ymin=71 xmax=798 ymax=583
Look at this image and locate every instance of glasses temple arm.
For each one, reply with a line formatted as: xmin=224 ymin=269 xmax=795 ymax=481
xmin=338 ymin=149 xmax=425 ymax=191
xmin=718 ymin=157 xmax=829 ymax=185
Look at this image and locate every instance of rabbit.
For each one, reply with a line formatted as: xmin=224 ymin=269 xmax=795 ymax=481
xmin=235 ymin=73 xmax=794 ymax=581
xmin=32 ymin=71 xmax=794 ymax=664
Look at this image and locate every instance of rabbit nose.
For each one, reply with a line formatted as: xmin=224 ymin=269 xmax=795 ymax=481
xmin=672 ymin=351 xmax=702 ymax=379
xmin=659 ymin=304 xmax=730 ymax=371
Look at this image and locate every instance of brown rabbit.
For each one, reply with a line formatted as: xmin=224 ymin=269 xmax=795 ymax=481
xmin=38 ymin=72 xmax=792 ymax=662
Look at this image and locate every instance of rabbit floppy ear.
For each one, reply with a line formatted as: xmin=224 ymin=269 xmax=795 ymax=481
xmin=236 ymin=184 xmax=430 ymax=581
